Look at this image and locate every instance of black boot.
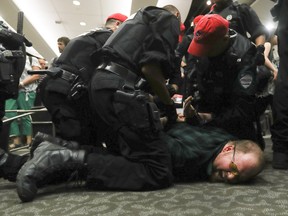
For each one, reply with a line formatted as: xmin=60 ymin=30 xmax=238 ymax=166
xmin=30 ymin=132 xmax=79 ymax=157
xmin=0 ymin=148 xmax=8 ymax=178
xmin=0 ymin=148 xmax=29 ymax=182
xmin=16 ymin=141 xmax=87 ymax=202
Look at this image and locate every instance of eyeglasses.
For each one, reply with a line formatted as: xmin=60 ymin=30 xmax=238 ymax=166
xmin=229 ymin=141 xmax=240 ymax=177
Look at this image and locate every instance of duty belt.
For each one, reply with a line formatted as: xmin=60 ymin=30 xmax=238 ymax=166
xmin=100 ymin=62 xmax=140 ymax=90
xmin=60 ymin=69 xmax=78 ymax=83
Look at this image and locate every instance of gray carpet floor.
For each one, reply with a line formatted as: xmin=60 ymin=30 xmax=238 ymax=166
xmin=1 ymin=135 xmax=288 ymax=216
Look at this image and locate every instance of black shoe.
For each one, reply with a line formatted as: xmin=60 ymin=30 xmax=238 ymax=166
xmin=272 ymin=152 xmax=288 ymax=170
xmin=16 ymin=141 xmax=87 ymax=202
xmin=0 ymin=148 xmax=8 ymax=178
xmin=30 ymin=132 xmax=79 ymax=157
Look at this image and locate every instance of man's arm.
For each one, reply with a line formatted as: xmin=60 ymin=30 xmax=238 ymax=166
xmin=141 ymin=63 xmax=173 ymax=106
xmin=240 ymin=4 xmax=268 ymax=45
xmin=142 ymin=63 xmax=178 ymax=126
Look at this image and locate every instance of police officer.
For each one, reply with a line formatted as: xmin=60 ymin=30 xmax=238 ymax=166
xmin=209 ymin=0 xmax=267 ymax=46
xmin=16 ymin=5 xmax=181 ymax=202
xmin=0 ymin=21 xmax=27 ymax=135
xmin=270 ymin=0 xmax=288 ymax=169
xmin=186 ymin=14 xmax=262 ymax=148
xmin=209 ymin=1 xmax=270 ymax=134
xmin=37 ymin=13 xmax=127 ymax=145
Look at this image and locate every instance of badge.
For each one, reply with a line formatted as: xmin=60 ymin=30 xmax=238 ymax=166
xmin=240 ymin=74 xmax=253 ymax=89
xmin=226 ymin=15 xmax=232 ymax=21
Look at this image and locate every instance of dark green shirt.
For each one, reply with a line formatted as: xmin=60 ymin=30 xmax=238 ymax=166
xmin=163 ymin=123 xmax=236 ymax=182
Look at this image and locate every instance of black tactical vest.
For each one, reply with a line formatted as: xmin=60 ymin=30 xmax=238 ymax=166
xmin=56 ymin=28 xmax=112 ymax=83
xmin=210 ymin=3 xmax=247 ymax=38
xmin=0 ymin=22 xmax=26 ymax=99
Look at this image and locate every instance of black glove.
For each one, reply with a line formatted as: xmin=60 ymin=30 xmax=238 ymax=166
xmin=255 ymin=45 xmax=265 ymax=66
xmin=164 ymin=101 xmax=178 ymax=126
xmin=166 ymin=84 xmax=177 ymax=97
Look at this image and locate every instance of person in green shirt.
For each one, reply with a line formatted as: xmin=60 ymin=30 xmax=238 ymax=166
xmin=164 ymin=123 xmax=264 ymax=184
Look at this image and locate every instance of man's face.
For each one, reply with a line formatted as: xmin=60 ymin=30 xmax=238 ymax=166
xmin=203 ymin=36 xmax=230 ymax=57
xmin=38 ymin=59 xmax=47 ymax=69
xmin=210 ymin=149 xmax=241 ymax=183
xmin=57 ymin=41 xmax=66 ymax=53
xmin=210 ymin=141 xmax=258 ymax=184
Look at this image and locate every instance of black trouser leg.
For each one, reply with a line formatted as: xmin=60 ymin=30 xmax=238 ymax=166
xmin=271 ymin=0 xmax=288 ymax=153
xmin=87 ymin=87 xmax=173 ymax=191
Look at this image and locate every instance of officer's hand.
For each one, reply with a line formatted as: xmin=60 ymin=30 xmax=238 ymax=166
xmin=165 ymin=101 xmax=178 ymax=124
xmin=255 ymin=45 xmax=265 ymax=66
xmin=166 ymin=84 xmax=177 ymax=97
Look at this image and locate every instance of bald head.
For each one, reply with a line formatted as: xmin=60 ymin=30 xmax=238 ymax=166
xmin=235 ymin=140 xmax=265 ymax=183
xmin=163 ymin=5 xmax=181 ymax=22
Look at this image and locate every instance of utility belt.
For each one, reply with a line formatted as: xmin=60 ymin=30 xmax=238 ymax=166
xmin=99 ymin=62 xmax=141 ymax=90
xmin=60 ymin=69 xmax=79 ymax=83
xmin=98 ymin=62 xmax=162 ymax=137
xmin=59 ymin=69 xmax=87 ymax=100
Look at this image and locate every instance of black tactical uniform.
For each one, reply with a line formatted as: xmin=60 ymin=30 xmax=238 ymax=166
xmin=270 ymin=0 xmax=288 ymax=169
xmin=38 ymin=28 xmax=112 ymax=145
xmin=192 ymin=30 xmax=259 ymax=143
xmin=175 ymin=28 xmax=197 ymax=101
xmin=0 ymin=22 xmax=27 ymax=133
xmin=209 ymin=0 xmax=267 ymax=42
xmin=87 ymin=6 xmax=179 ymax=190
xmin=15 ymin=6 xmax=179 ymax=203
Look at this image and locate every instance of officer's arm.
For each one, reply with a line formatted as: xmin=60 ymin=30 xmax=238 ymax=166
xmin=141 ymin=63 xmax=173 ymax=105
xmin=254 ymin=35 xmax=266 ymax=47
xmin=240 ymin=4 xmax=267 ymax=44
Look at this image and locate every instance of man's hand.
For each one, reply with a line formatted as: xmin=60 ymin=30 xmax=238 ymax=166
xmin=165 ymin=101 xmax=178 ymax=124
xmin=255 ymin=45 xmax=265 ymax=66
xmin=183 ymin=96 xmax=197 ymax=118
xmin=183 ymin=96 xmax=213 ymax=124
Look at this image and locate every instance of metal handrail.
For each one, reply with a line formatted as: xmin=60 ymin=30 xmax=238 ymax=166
xmin=5 ymin=108 xmax=47 ymax=112
xmin=3 ymin=108 xmax=47 ymax=124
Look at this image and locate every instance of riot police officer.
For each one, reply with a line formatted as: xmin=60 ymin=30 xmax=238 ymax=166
xmin=186 ymin=14 xmax=262 ymax=148
xmin=16 ymin=5 xmax=181 ymax=202
xmin=0 ymin=21 xmax=27 ymax=134
xmin=209 ymin=0 xmax=269 ymax=148
xmin=37 ymin=13 xmax=127 ymax=145
xmin=270 ymin=0 xmax=288 ymax=169
xmin=209 ymin=0 xmax=267 ymax=46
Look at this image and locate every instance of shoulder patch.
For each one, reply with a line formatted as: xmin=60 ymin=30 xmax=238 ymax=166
xmin=226 ymin=15 xmax=233 ymax=21
xmin=240 ymin=74 xmax=253 ymax=89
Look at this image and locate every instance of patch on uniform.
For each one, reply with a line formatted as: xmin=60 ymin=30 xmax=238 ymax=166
xmin=240 ymin=74 xmax=253 ymax=89
xmin=226 ymin=15 xmax=232 ymax=21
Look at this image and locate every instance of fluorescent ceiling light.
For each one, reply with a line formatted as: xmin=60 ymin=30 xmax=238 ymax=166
xmin=266 ymin=21 xmax=277 ymax=31
xmin=73 ymin=1 xmax=80 ymax=6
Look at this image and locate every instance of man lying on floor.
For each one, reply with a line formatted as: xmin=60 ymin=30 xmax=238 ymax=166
xmin=0 ymin=119 xmax=264 ymax=202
